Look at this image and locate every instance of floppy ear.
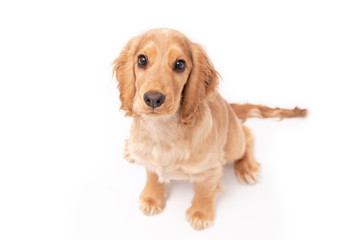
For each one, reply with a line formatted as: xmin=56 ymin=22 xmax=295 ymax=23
xmin=112 ymin=36 xmax=140 ymax=117
xmin=180 ymin=43 xmax=219 ymax=126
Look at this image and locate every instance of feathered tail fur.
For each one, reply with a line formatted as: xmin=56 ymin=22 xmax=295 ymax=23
xmin=230 ymin=103 xmax=307 ymax=122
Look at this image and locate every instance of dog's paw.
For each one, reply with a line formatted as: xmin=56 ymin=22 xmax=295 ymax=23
xmin=186 ymin=207 xmax=214 ymax=230
xmin=235 ymin=160 xmax=261 ymax=185
xmin=138 ymin=196 xmax=165 ymax=216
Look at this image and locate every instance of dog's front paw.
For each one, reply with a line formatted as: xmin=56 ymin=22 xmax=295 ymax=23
xmin=186 ymin=207 xmax=214 ymax=230
xmin=138 ymin=196 xmax=165 ymax=216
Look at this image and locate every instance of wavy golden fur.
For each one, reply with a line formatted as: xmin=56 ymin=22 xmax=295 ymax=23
xmin=113 ymin=29 xmax=307 ymax=230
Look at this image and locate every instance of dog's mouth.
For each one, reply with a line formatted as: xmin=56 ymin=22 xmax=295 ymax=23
xmin=147 ymin=111 xmax=158 ymax=115
xmin=140 ymin=108 xmax=161 ymax=117
xmin=141 ymin=105 xmax=177 ymax=117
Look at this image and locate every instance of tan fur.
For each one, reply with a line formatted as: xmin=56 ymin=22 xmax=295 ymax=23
xmin=113 ymin=29 xmax=307 ymax=230
xmin=230 ymin=103 xmax=307 ymax=122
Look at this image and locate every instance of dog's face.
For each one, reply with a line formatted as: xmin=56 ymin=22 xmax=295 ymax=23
xmin=113 ymin=29 xmax=219 ymax=126
xmin=131 ymin=29 xmax=192 ymax=117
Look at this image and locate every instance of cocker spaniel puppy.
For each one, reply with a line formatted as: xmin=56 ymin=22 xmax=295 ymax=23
xmin=113 ymin=28 xmax=306 ymax=230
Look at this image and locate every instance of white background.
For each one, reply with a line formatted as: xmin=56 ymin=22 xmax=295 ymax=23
xmin=1 ymin=0 xmax=358 ymax=239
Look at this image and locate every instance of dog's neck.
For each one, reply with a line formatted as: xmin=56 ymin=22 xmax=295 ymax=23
xmin=133 ymin=111 xmax=182 ymax=143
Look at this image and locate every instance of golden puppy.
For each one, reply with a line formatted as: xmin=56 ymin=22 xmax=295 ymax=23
xmin=113 ymin=29 xmax=306 ymax=230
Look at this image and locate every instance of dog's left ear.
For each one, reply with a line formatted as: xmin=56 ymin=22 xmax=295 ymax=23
xmin=112 ymin=36 xmax=141 ymax=117
xmin=180 ymin=43 xmax=219 ymax=126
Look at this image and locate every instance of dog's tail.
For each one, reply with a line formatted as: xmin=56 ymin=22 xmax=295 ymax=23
xmin=230 ymin=103 xmax=307 ymax=122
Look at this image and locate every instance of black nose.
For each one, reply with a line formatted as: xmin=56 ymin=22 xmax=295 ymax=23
xmin=143 ymin=92 xmax=166 ymax=108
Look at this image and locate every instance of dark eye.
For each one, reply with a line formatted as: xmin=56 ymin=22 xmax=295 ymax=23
xmin=138 ymin=55 xmax=147 ymax=68
xmin=174 ymin=60 xmax=185 ymax=72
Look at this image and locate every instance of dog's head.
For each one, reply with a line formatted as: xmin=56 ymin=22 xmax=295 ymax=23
xmin=113 ymin=29 xmax=219 ymax=126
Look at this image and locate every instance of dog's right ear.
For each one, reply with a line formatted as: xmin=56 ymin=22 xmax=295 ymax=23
xmin=112 ymin=36 xmax=141 ymax=117
xmin=180 ymin=43 xmax=219 ymax=126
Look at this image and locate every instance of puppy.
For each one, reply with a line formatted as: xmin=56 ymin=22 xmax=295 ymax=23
xmin=113 ymin=28 xmax=306 ymax=230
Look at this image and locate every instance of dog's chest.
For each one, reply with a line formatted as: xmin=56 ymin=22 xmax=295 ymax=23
xmin=129 ymin=117 xmax=193 ymax=182
xmin=131 ymin=139 xmax=191 ymax=182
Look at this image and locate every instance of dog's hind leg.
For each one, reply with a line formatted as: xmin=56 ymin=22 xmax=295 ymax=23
xmin=234 ymin=126 xmax=261 ymax=185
